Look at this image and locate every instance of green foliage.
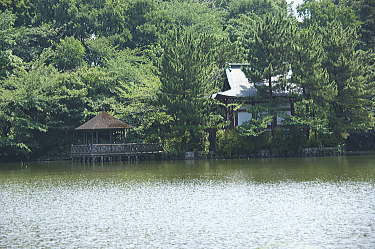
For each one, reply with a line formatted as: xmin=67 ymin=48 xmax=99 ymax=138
xmin=158 ymin=28 xmax=223 ymax=152
xmin=13 ymin=24 xmax=57 ymax=62
xmin=0 ymin=10 xmax=16 ymax=50
xmin=124 ymin=0 xmax=157 ymax=48
xmin=84 ymin=37 xmax=117 ymax=66
xmin=353 ymin=0 xmax=375 ymax=50
xmin=217 ymin=129 xmax=244 ymax=157
xmin=0 ymin=0 xmax=34 ymax=26
xmin=54 ymin=37 xmax=85 ymax=71
xmin=296 ymin=1 xmax=375 ymax=142
xmin=298 ymin=0 xmax=361 ymax=29
xmin=217 ymin=129 xmax=269 ymax=157
xmin=0 ymin=63 xmax=86 ymax=157
xmin=238 ymin=115 xmax=273 ymax=137
xmin=322 ymin=23 xmax=374 ymax=139
xmin=0 ymin=10 xmax=24 ymax=79
xmin=75 ymin=66 xmax=115 ymax=114
xmin=226 ymin=0 xmax=288 ymax=19
xmin=218 ymin=124 xmax=308 ymax=157
xmin=240 ymin=12 xmax=297 ymax=83
xmin=269 ymin=126 xmax=308 ymax=155
xmin=0 ymin=0 xmax=374 ymax=160
xmin=104 ymin=49 xmax=162 ymax=142
xmin=147 ymin=0 xmax=227 ymax=44
xmin=228 ymin=10 xmax=298 ymax=139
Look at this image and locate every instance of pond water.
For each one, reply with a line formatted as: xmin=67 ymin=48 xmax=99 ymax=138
xmin=1 ymin=156 xmax=375 ymax=249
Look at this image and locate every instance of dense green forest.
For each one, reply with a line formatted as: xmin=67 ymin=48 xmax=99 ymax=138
xmin=0 ymin=0 xmax=374 ymax=160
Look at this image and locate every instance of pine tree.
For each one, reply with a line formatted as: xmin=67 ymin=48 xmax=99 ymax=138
xmin=158 ymin=28 xmax=222 ymax=152
xmin=297 ymin=0 xmax=375 ymax=142
xmin=235 ymin=11 xmax=297 ymax=135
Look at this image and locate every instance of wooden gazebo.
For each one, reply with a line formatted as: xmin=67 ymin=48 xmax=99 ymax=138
xmin=71 ymin=112 xmax=162 ymax=162
xmin=74 ymin=112 xmax=132 ymax=145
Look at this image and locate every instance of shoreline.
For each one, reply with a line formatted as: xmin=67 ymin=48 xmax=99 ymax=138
xmin=3 ymin=149 xmax=375 ymax=164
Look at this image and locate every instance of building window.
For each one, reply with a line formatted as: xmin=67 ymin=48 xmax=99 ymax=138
xmin=238 ymin=112 xmax=252 ymax=126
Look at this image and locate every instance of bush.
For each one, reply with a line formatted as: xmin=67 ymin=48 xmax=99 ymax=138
xmin=270 ymin=125 xmax=308 ymax=156
xmin=216 ymin=129 xmax=269 ymax=157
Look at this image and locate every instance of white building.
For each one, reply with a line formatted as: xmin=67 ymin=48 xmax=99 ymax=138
xmin=212 ymin=64 xmax=300 ymax=128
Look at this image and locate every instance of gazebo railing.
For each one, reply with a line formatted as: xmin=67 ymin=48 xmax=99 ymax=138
xmin=71 ymin=143 xmax=163 ymax=156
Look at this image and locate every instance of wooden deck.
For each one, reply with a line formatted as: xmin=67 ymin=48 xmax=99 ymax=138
xmin=71 ymin=143 xmax=163 ymax=162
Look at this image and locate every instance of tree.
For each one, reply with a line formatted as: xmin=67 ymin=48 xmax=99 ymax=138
xmin=230 ymin=11 xmax=297 ymax=135
xmin=158 ymin=28 xmax=222 ymax=152
xmin=320 ymin=22 xmax=374 ymax=140
xmin=143 ymin=0 xmax=227 ymax=47
xmin=0 ymin=0 xmax=35 ymax=26
xmin=13 ymin=24 xmax=57 ymax=62
xmin=0 ymin=63 xmax=86 ymax=158
xmin=296 ymin=0 xmax=375 ymax=142
xmin=348 ymin=0 xmax=375 ymax=50
xmin=241 ymin=12 xmax=296 ymax=86
xmin=33 ymin=0 xmax=132 ymax=42
xmin=0 ymin=10 xmax=24 ymax=79
xmin=104 ymin=49 xmax=162 ymax=142
xmin=226 ymin=0 xmax=288 ymax=20
xmin=84 ymin=36 xmax=117 ymax=67
xmin=298 ymin=0 xmax=360 ymax=29
xmin=53 ymin=37 xmax=85 ymax=71
xmin=124 ymin=0 xmax=157 ymax=48
xmin=289 ymin=25 xmax=333 ymax=145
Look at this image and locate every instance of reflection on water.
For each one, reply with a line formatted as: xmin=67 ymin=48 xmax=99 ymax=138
xmin=1 ymin=156 xmax=375 ymax=248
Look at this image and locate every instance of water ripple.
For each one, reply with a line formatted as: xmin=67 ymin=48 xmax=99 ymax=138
xmin=1 ymin=157 xmax=375 ymax=248
xmin=1 ymin=179 xmax=375 ymax=249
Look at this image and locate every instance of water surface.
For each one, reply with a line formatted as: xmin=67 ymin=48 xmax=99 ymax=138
xmin=1 ymin=156 xmax=375 ymax=248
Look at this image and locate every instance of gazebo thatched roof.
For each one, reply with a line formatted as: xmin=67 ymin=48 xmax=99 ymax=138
xmin=75 ymin=112 xmax=132 ymax=130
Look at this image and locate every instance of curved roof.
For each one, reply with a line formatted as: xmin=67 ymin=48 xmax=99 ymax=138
xmin=212 ymin=65 xmax=258 ymax=99
xmin=75 ymin=112 xmax=132 ymax=130
xmin=212 ymin=64 xmax=301 ymax=99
